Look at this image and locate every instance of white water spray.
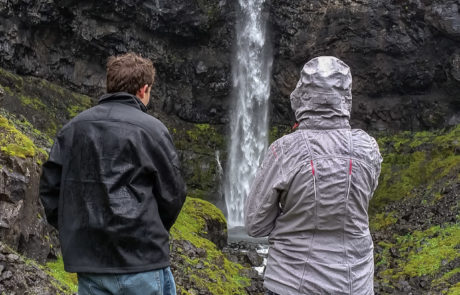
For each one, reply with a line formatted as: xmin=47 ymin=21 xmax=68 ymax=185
xmin=225 ymin=0 xmax=272 ymax=228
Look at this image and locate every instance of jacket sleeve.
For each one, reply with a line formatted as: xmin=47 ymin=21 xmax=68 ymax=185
xmin=152 ymin=129 xmax=187 ymax=231
xmin=370 ymin=137 xmax=383 ymax=195
xmin=39 ymin=136 xmax=64 ymax=229
xmin=244 ymin=141 xmax=285 ymax=237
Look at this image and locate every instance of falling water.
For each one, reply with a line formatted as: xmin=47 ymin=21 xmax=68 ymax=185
xmin=225 ymin=0 xmax=272 ymax=228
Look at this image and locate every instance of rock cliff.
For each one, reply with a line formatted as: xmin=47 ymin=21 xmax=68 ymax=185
xmin=0 ymin=1 xmax=459 ymax=294
xmin=269 ymin=0 xmax=460 ymax=131
xmin=0 ymin=0 xmax=234 ymax=124
xmin=1 ymin=0 xmax=459 ymax=131
xmin=1 ymin=0 xmax=459 ymax=207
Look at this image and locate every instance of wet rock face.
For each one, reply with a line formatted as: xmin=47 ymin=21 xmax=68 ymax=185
xmin=0 ymin=155 xmax=58 ymax=264
xmin=0 ymin=0 xmax=235 ymax=124
xmin=269 ymin=0 xmax=460 ymax=130
xmin=223 ymin=242 xmax=266 ymax=295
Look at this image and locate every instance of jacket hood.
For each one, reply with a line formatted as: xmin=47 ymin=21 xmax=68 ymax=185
xmin=290 ymin=56 xmax=352 ymax=129
xmin=98 ymin=92 xmax=147 ymax=113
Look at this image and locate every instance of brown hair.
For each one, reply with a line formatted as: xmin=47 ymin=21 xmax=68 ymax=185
xmin=106 ymin=52 xmax=156 ymax=95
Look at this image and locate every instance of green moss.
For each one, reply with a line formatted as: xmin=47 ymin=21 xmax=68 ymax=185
xmin=0 ymin=115 xmax=37 ymax=158
xmin=375 ymin=241 xmax=395 ymax=270
xmin=377 ymin=224 xmax=460 ymax=287
xmin=370 ymin=211 xmax=397 ymax=231
xmin=433 ymin=267 xmax=460 ymax=289
xmin=269 ymin=124 xmax=292 ymax=145
xmin=171 ymin=198 xmax=250 ymax=294
xmin=19 ymin=94 xmax=47 ymax=111
xmin=448 ymin=282 xmax=460 ymax=295
xmin=400 ymin=225 xmax=460 ymax=277
xmin=0 ymin=67 xmax=24 ymax=90
xmin=68 ymin=93 xmax=92 ymax=119
xmin=172 ymin=123 xmax=225 ymax=198
xmin=3 ymin=111 xmax=54 ymax=148
xmin=39 ymin=79 xmax=65 ymax=96
xmin=45 ymin=256 xmax=78 ymax=294
xmin=187 ymin=188 xmax=208 ymax=200
xmin=0 ymin=67 xmax=94 ymax=139
xmin=172 ymin=198 xmax=226 ymax=244
xmin=175 ymin=123 xmax=224 ymax=153
xmin=0 ymin=243 xmax=74 ymax=294
xmin=45 ymin=121 xmax=58 ymax=139
xmin=67 ymin=105 xmax=85 ymax=119
xmin=371 ymin=125 xmax=460 ymax=212
xmin=0 ymin=85 xmax=14 ymax=96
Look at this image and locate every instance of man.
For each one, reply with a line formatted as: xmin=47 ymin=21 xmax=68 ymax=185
xmin=40 ymin=52 xmax=186 ymax=295
xmin=245 ymin=56 xmax=382 ymax=295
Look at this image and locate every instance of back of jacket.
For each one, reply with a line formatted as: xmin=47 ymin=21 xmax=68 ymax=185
xmin=245 ymin=57 xmax=382 ymax=295
xmin=40 ymin=92 xmax=186 ymax=273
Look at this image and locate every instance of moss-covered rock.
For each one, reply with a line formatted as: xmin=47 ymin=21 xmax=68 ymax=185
xmin=0 ymin=242 xmax=73 ymax=295
xmin=0 ymin=108 xmax=54 ymax=150
xmin=0 ymin=114 xmax=43 ymax=159
xmin=170 ymin=198 xmax=251 ymax=295
xmin=375 ymin=224 xmax=460 ymax=294
xmin=371 ymin=125 xmax=460 ymax=294
xmin=371 ymin=124 xmax=460 ymax=213
xmin=0 ymin=117 xmax=59 ymax=265
xmin=0 ymin=67 xmax=94 ymax=139
xmin=171 ymin=123 xmax=226 ymax=204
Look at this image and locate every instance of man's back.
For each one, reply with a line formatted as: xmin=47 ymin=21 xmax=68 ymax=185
xmin=40 ymin=53 xmax=186 ymax=294
xmin=41 ymin=92 xmax=186 ymax=274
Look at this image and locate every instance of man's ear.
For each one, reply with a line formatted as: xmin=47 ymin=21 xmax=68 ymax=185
xmin=136 ymin=84 xmax=149 ymax=98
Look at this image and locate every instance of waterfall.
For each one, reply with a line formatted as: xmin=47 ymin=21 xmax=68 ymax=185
xmin=225 ymin=0 xmax=273 ymax=228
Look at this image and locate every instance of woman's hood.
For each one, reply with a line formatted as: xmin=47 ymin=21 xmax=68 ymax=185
xmin=290 ymin=56 xmax=352 ymax=129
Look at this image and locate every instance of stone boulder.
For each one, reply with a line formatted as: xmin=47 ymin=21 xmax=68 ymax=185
xmin=170 ymin=197 xmax=252 ymax=294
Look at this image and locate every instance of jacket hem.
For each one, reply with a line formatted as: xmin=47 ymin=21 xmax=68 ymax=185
xmin=65 ymin=261 xmax=170 ymax=274
xmin=264 ymin=280 xmax=303 ymax=295
xmin=264 ymin=279 xmax=374 ymax=295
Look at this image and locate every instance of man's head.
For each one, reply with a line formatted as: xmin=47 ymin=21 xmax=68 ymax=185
xmin=290 ymin=56 xmax=352 ymax=125
xmin=106 ymin=53 xmax=156 ymax=106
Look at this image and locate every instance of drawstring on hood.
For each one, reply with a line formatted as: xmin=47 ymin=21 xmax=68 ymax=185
xmin=290 ymin=56 xmax=352 ymax=130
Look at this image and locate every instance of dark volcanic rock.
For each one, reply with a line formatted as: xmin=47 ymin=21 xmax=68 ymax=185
xmin=0 ymin=242 xmax=71 ymax=295
xmin=268 ymin=0 xmax=460 ymax=130
xmin=1 ymin=0 xmax=459 ymax=131
xmin=0 ymin=154 xmax=59 ymax=264
xmin=0 ymin=0 xmax=235 ymax=124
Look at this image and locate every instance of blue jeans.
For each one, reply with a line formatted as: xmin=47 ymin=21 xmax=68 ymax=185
xmin=77 ymin=267 xmax=176 ymax=295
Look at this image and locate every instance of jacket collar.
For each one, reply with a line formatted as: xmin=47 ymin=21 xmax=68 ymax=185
xmin=98 ymin=92 xmax=147 ymax=113
xmin=298 ymin=116 xmax=351 ymax=130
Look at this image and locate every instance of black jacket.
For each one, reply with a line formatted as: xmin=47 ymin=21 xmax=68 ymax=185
xmin=39 ymin=92 xmax=186 ymax=273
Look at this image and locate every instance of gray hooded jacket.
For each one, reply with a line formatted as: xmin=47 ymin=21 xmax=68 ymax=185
xmin=245 ymin=57 xmax=382 ymax=295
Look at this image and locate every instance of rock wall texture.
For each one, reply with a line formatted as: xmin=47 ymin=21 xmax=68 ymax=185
xmin=0 ymin=108 xmax=59 ymax=265
xmin=0 ymin=0 xmax=234 ymax=124
xmin=0 ymin=0 xmax=459 ymax=131
xmin=269 ymin=0 xmax=460 ymax=130
xmin=0 ymin=154 xmax=57 ymax=264
xmin=0 ymin=242 xmax=73 ymax=295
